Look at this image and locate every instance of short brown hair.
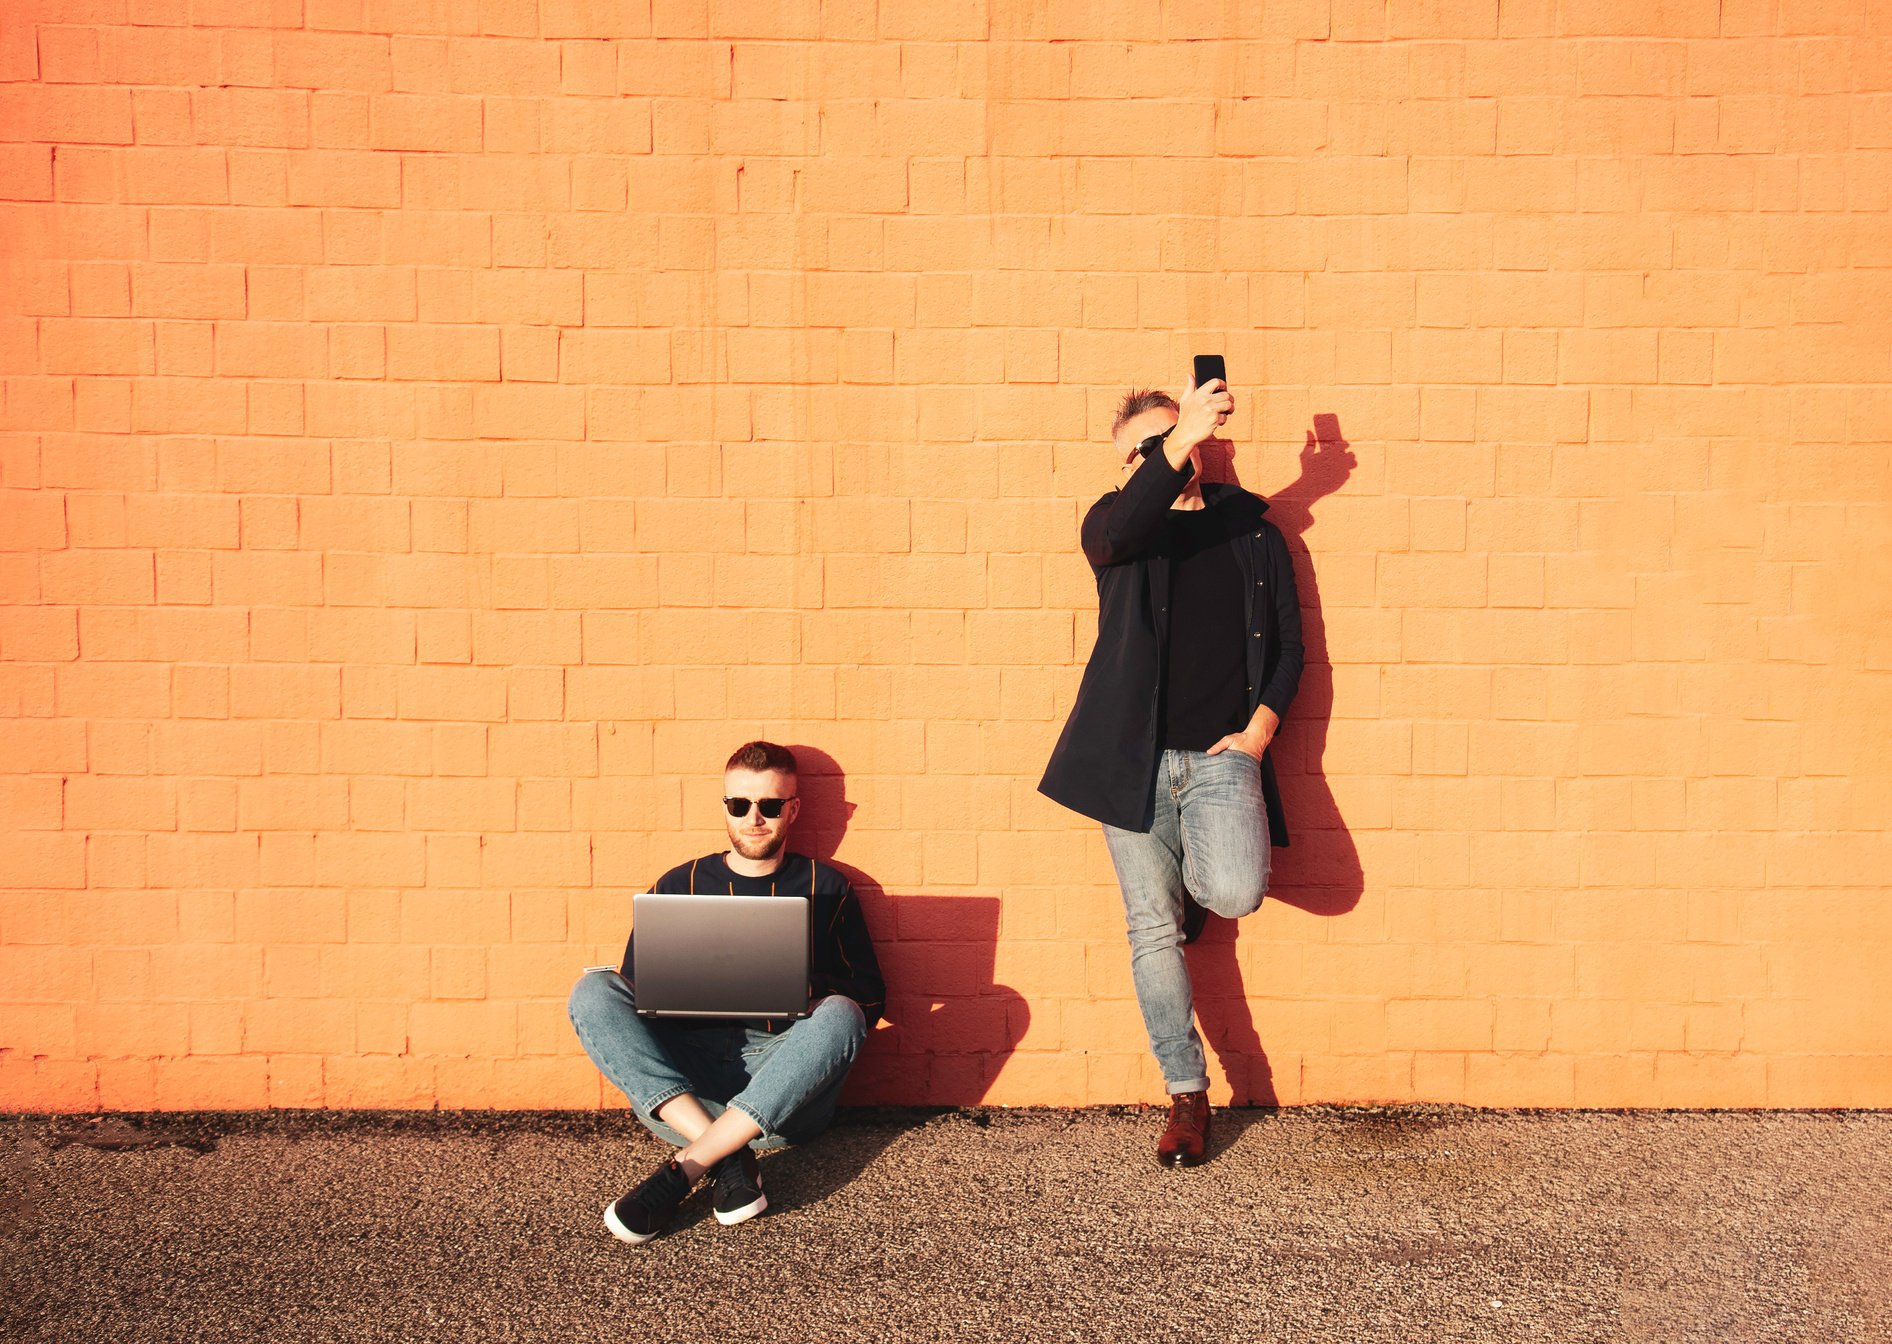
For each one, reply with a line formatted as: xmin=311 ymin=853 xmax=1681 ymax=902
xmin=1112 ymin=387 xmax=1179 ymax=439
xmin=725 ymin=741 xmax=797 ymax=776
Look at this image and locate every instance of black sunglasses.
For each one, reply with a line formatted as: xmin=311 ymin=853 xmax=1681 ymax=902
xmin=724 ymin=796 xmax=794 ymax=819
xmin=1134 ymin=425 xmax=1174 ymax=459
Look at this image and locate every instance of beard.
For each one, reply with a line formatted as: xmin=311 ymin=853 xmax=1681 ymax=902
xmin=728 ymin=827 xmax=787 ymax=863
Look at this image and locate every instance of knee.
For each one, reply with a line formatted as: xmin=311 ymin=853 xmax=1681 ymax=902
xmin=1194 ymin=876 xmax=1267 ymax=920
xmin=810 ymin=994 xmax=867 ymax=1057
xmin=567 ymin=968 xmax=632 ymax=1028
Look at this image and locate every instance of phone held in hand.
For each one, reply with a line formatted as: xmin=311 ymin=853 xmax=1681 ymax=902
xmin=1193 ymin=354 xmax=1226 ymax=389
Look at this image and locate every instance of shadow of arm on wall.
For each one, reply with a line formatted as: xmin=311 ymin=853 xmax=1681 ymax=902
xmin=1257 ymin=414 xmax=1366 ymax=916
xmin=786 ymin=745 xmax=1027 ymax=1107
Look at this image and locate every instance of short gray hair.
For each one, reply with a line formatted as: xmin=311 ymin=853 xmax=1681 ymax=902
xmin=1112 ymin=387 xmax=1179 ymax=438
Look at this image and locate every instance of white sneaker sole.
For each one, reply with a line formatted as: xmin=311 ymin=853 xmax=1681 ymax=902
xmin=713 ymin=1190 xmax=766 ymax=1226
xmin=602 ymin=1201 xmax=661 ymax=1244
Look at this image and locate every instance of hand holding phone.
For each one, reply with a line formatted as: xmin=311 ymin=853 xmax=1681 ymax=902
xmin=1173 ymin=354 xmax=1233 ymax=450
xmin=1193 ymin=354 xmax=1231 ymax=430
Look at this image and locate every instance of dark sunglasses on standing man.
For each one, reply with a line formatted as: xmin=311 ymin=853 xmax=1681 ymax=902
xmin=1135 ymin=425 xmax=1174 ymax=459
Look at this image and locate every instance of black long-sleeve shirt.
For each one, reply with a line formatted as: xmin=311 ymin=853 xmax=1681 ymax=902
xmin=621 ymin=850 xmax=886 ymax=1032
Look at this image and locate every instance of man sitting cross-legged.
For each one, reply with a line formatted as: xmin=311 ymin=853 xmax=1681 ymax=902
xmin=568 ymin=741 xmax=886 ymax=1242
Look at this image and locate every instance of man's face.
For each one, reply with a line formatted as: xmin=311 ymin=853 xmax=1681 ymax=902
xmin=723 ymin=766 xmax=799 ymax=863
xmin=1116 ymin=406 xmax=1182 ymax=480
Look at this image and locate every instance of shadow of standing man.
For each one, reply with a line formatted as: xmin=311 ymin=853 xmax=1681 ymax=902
xmin=1190 ymin=414 xmax=1365 ymax=1107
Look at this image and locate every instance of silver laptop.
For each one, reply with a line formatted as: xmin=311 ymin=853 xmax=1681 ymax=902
xmin=628 ymin=893 xmax=812 ymax=1020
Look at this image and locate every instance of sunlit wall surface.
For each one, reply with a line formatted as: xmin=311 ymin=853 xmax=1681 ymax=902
xmin=2 ymin=0 xmax=1889 ymax=1109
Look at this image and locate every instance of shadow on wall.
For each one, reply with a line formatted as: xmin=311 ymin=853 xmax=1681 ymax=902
xmin=787 ymin=745 xmax=1028 ymax=1106
xmin=1195 ymin=415 xmax=1365 ymax=1104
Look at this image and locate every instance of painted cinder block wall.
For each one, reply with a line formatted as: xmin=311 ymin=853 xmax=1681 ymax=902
xmin=3 ymin=0 xmax=1890 ymax=1112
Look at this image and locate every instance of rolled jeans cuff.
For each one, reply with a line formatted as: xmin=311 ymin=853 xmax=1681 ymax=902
xmin=639 ymin=1084 xmax=691 ymax=1119
xmin=725 ymin=1097 xmax=772 ymax=1138
xmin=1167 ymin=1076 xmax=1212 ymax=1096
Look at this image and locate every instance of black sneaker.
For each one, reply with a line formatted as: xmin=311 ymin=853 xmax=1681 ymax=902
xmin=711 ymin=1148 xmax=766 ymax=1226
xmin=603 ymin=1158 xmax=694 ymax=1244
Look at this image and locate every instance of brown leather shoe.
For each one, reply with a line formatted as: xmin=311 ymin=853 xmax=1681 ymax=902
xmin=1156 ymin=1090 xmax=1211 ymax=1167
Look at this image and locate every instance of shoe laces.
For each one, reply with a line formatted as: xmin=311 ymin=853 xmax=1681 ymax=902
xmin=630 ymin=1160 xmax=689 ymax=1213
xmin=714 ymin=1150 xmax=755 ymax=1192
xmin=1167 ymin=1093 xmax=1205 ymax=1123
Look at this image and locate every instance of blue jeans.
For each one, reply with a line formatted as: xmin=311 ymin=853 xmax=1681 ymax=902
xmin=567 ymin=970 xmax=867 ymax=1151
xmin=1102 ymin=747 xmax=1272 ymax=1095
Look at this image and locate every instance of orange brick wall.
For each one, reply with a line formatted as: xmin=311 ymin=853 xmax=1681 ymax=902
xmin=3 ymin=2 xmax=1890 ymax=1111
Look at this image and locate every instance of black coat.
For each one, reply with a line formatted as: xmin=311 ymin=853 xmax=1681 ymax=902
xmin=1038 ymin=453 xmax=1304 ymax=839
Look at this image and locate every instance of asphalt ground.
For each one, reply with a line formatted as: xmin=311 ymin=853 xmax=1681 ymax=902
xmin=3 ymin=1107 xmax=1889 ymax=1343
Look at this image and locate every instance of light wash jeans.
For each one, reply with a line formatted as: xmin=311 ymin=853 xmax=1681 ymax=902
xmin=568 ymin=970 xmax=867 ymax=1151
xmin=1102 ymin=747 xmax=1272 ymax=1095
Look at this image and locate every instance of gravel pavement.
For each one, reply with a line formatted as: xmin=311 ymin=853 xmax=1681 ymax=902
xmin=4 ymin=1107 xmax=1889 ymax=1343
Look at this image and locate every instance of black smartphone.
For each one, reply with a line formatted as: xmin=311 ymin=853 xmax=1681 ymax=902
xmin=1193 ymin=354 xmax=1226 ymax=390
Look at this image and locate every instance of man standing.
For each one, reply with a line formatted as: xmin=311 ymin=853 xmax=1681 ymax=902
xmin=1039 ymin=378 xmax=1303 ymax=1167
xmin=569 ymin=741 xmax=885 ymax=1242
